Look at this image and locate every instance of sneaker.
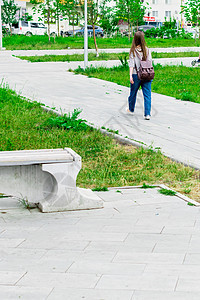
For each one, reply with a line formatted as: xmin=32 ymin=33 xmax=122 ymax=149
xmin=126 ymin=107 xmax=134 ymax=114
xmin=144 ymin=115 xmax=150 ymax=120
xmin=197 ymin=59 xmax=200 ymax=63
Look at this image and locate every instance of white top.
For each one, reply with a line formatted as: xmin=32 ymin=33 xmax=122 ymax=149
xmin=0 ymin=148 xmax=74 ymax=166
xmin=129 ymin=47 xmax=152 ymax=74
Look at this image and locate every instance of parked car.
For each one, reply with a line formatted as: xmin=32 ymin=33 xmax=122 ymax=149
xmin=12 ymin=21 xmax=47 ymax=36
xmin=11 ymin=21 xmax=59 ymax=37
xmin=65 ymin=25 xmax=104 ymax=37
xmin=138 ymin=25 xmax=156 ymax=32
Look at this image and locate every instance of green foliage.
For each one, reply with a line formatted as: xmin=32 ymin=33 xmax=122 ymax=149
xmin=92 ymin=186 xmax=109 ymax=191
xmin=184 ymin=188 xmax=191 ymax=194
xmin=118 ymin=53 xmax=128 ymax=67
xmin=182 ymin=0 xmax=200 ymax=38
xmin=159 ymin=188 xmax=177 ymax=196
xmin=99 ymin=0 xmax=118 ymax=35
xmin=18 ymin=196 xmax=32 ymax=209
xmin=1 ymin=0 xmax=19 ymax=32
xmin=140 ymin=183 xmax=156 ymax=189
xmin=116 ymin=0 xmax=146 ymax=27
xmin=40 ymin=108 xmax=88 ymax=131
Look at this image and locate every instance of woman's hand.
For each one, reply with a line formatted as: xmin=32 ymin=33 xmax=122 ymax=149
xmin=130 ymin=76 xmax=134 ymax=84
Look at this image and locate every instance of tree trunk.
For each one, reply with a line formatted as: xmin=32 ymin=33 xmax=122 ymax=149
xmin=57 ymin=18 xmax=60 ymax=37
xmin=92 ymin=24 xmax=99 ymax=57
xmin=57 ymin=3 xmax=60 ymax=37
xmin=73 ymin=17 xmax=75 ymax=36
xmin=128 ymin=22 xmax=130 ymax=41
xmin=47 ymin=8 xmax=50 ymax=42
xmin=9 ymin=23 xmax=12 ymax=36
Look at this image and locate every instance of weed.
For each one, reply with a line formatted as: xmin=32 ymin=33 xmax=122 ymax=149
xmin=140 ymin=183 xmax=156 ymax=189
xmin=159 ymin=188 xmax=177 ymax=196
xmin=179 ymin=91 xmax=194 ymax=102
xmin=18 ymin=196 xmax=31 ymax=209
xmin=39 ymin=109 xmax=88 ymax=131
xmin=0 ymin=194 xmax=10 ymax=198
xmin=118 ymin=54 xmax=129 ymax=67
xmin=187 ymin=202 xmax=195 ymax=206
xmin=92 ymin=187 xmax=109 ymax=191
xmin=184 ymin=188 xmax=191 ymax=194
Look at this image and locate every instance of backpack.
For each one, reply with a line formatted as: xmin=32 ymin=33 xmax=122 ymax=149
xmin=135 ymin=50 xmax=155 ymax=81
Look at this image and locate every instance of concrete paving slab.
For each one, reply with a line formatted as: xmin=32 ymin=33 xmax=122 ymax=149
xmin=47 ymin=287 xmax=134 ymax=300
xmin=133 ymin=291 xmax=200 ymax=300
xmin=0 ymin=286 xmax=52 ymax=300
xmin=96 ymin=273 xmax=178 ymax=291
xmin=16 ymin=272 xmax=101 ymax=288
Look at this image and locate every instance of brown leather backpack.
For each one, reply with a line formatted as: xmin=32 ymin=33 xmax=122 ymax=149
xmin=135 ymin=50 xmax=155 ymax=81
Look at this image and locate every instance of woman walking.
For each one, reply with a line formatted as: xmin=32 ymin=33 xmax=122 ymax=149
xmin=127 ymin=31 xmax=153 ymax=120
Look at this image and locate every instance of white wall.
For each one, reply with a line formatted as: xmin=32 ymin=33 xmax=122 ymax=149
xmin=144 ymin=0 xmax=185 ymax=24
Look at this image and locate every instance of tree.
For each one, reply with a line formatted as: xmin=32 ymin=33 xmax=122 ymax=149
xmin=52 ymin=0 xmax=67 ymax=36
xmin=115 ymin=0 xmax=146 ymax=40
xmin=64 ymin=0 xmax=79 ymax=36
xmin=99 ymin=0 xmax=119 ymax=36
xmin=182 ymin=0 xmax=200 ymax=39
xmin=31 ymin=0 xmax=54 ymax=41
xmin=80 ymin=0 xmax=100 ymax=56
xmin=1 ymin=0 xmax=19 ymax=35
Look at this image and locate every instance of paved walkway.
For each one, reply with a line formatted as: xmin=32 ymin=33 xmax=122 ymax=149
xmin=1 ymin=187 xmax=200 ymax=299
xmin=0 ymin=50 xmax=199 ymax=169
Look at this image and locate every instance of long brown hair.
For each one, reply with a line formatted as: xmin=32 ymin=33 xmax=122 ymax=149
xmin=130 ymin=31 xmax=147 ymax=60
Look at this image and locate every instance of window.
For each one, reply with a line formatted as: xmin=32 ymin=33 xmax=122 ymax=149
xmin=152 ymin=11 xmax=158 ymax=17
xmin=152 ymin=0 xmax=158 ymax=4
xmin=21 ymin=21 xmax=28 ymax=27
xmin=165 ymin=0 xmax=171 ymax=4
xmin=30 ymin=22 xmax=38 ymax=28
xmin=165 ymin=11 xmax=171 ymax=17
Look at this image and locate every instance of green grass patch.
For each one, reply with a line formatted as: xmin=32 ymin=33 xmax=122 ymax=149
xmin=73 ymin=64 xmax=200 ymax=104
xmin=17 ymin=51 xmax=200 ymax=63
xmin=159 ymin=188 xmax=177 ymax=196
xmin=3 ymin=35 xmax=200 ymax=50
xmin=140 ymin=183 xmax=156 ymax=189
xmin=92 ymin=187 xmax=109 ymax=191
xmin=0 ymin=85 xmax=200 ymax=201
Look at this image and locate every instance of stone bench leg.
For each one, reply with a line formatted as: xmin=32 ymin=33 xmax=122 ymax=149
xmin=39 ymin=161 xmax=103 ymax=213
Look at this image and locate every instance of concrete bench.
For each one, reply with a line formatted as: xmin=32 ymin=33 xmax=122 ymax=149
xmin=0 ymin=148 xmax=103 ymax=213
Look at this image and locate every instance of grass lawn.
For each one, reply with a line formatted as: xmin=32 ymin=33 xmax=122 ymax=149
xmin=0 ymin=85 xmax=199 ymax=201
xmin=17 ymin=51 xmax=200 ymax=63
xmin=3 ymin=35 xmax=200 ymax=50
xmin=73 ymin=64 xmax=200 ymax=104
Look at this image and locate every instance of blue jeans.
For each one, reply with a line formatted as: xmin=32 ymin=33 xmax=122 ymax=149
xmin=128 ymin=74 xmax=152 ymax=116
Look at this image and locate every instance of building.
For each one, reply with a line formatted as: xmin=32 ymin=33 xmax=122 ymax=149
xmin=143 ymin=0 xmax=186 ymax=27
